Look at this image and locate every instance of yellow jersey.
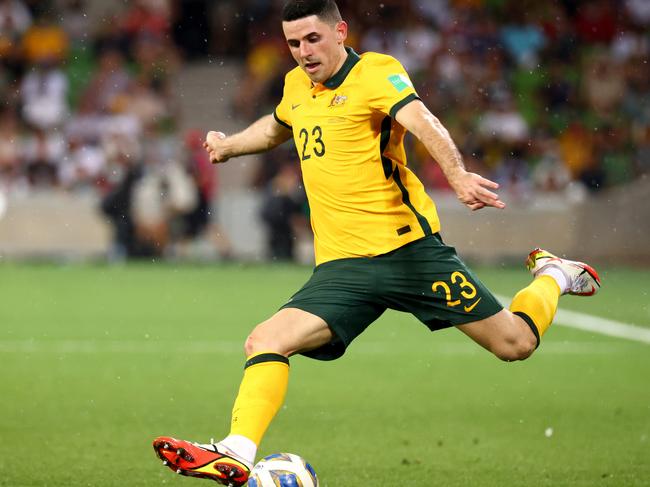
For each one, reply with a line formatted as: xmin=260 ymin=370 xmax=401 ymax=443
xmin=274 ymin=47 xmax=441 ymax=265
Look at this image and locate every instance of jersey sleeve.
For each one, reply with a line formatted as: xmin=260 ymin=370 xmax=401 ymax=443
xmin=273 ymin=73 xmax=293 ymax=130
xmin=365 ymin=55 xmax=420 ymax=118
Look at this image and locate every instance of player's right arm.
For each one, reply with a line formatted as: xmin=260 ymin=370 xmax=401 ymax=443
xmin=204 ymin=114 xmax=292 ymax=164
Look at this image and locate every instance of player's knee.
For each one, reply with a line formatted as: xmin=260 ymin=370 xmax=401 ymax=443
xmin=244 ymin=332 xmax=263 ymax=356
xmin=244 ymin=328 xmax=283 ymax=356
xmin=493 ymin=333 xmax=537 ymax=362
xmin=494 ymin=345 xmax=532 ymax=362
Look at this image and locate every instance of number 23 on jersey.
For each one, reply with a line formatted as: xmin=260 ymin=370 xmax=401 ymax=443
xmin=299 ymin=125 xmax=326 ymax=161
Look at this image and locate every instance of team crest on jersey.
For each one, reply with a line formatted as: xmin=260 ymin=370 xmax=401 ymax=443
xmin=388 ymin=74 xmax=413 ymax=92
xmin=329 ymin=94 xmax=348 ymax=107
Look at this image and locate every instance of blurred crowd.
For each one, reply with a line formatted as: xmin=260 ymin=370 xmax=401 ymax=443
xmin=0 ymin=0 xmax=179 ymax=192
xmin=0 ymin=0 xmax=233 ymax=259
xmin=1 ymin=0 xmax=648 ymax=261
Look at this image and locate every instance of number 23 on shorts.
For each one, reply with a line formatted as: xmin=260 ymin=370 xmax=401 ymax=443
xmin=432 ymin=271 xmax=482 ymax=312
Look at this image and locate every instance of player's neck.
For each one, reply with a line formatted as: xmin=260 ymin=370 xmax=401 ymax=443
xmin=331 ymin=45 xmax=349 ymax=76
xmin=315 ymin=45 xmax=349 ymax=88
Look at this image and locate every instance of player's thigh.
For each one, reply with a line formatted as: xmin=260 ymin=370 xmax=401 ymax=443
xmin=456 ymin=309 xmax=537 ymax=361
xmin=246 ymin=307 xmax=333 ymax=357
xmin=276 ymin=257 xmax=386 ymax=361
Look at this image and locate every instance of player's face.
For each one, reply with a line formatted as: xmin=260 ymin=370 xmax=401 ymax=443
xmin=282 ymin=15 xmax=348 ymax=84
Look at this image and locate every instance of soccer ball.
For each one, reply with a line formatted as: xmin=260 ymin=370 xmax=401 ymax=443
xmin=247 ymin=453 xmax=318 ymax=487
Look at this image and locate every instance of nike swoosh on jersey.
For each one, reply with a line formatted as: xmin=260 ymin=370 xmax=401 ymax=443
xmin=292 ymin=104 xmax=301 ymax=110
xmin=464 ymin=297 xmax=482 ymax=312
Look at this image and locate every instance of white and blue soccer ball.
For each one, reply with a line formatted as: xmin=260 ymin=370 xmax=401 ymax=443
xmin=248 ymin=453 xmax=318 ymax=487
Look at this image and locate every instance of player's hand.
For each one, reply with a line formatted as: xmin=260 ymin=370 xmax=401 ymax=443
xmin=203 ymin=131 xmax=230 ymax=164
xmin=448 ymin=170 xmax=505 ymax=211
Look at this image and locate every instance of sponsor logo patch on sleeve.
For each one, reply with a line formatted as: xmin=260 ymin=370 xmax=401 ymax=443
xmin=388 ymin=74 xmax=413 ymax=92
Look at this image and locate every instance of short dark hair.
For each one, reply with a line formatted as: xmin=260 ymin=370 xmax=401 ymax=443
xmin=282 ymin=0 xmax=342 ymax=24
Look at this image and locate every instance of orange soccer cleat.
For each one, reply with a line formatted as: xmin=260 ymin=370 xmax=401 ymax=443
xmin=153 ymin=436 xmax=251 ymax=486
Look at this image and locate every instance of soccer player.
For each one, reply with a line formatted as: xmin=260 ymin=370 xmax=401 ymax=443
xmin=153 ymin=1 xmax=601 ymax=485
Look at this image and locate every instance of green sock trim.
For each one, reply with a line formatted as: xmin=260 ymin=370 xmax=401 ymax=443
xmin=244 ymin=353 xmax=289 ymax=369
xmin=514 ymin=311 xmax=540 ymax=349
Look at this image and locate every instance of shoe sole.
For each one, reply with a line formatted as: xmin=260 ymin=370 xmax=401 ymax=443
xmin=153 ymin=438 xmax=246 ymax=486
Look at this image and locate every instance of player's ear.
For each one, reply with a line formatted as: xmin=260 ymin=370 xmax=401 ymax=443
xmin=335 ymin=20 xmax=348 ymax=44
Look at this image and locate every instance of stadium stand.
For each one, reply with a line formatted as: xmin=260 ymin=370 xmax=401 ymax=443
xmin=0 ymin=0 xmax=648 ymax=262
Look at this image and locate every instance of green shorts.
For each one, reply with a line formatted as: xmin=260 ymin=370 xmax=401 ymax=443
xmin=280 ymin=234 xmax=503 ymax=361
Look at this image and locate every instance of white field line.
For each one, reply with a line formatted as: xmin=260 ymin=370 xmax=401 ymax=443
xmin=496 ymin=294 xmax=650 ymax=345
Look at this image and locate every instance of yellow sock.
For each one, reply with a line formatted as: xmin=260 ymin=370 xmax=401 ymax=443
xmin=510 ymin=275 xmax=561 ymax=345
xmin=230 ymin=352 xmax=290 ymax=445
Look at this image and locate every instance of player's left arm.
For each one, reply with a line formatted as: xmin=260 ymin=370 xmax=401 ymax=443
xmin=395 ymin=99 xmax=505 ymax=211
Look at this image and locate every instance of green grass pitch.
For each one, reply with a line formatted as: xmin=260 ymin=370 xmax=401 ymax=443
xmin=1 ymin=263 xmax=648 ymax=486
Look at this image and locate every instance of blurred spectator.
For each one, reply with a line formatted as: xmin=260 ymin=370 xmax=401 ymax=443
xmin=635 ymin=126 xmax=650 ymax=176
xmin=260 ymin=161 xmax=307 ymax=261
xmin=57 ymin=0 xmax=91 ymax=46
xmin=92 ymin=12 xmax=130 ymax=57
xmin=233 ymin=35 xmax=287 ymax=121
xmin=575 ymin=0 xmax=618 ymax=44
xmin=100 ymin=134 xmax=194 ymax=259
xmin=20 ymin=59 xmax=68 ymax=129
xmin=625 ymin=0 xmax=650 ymax=25
xmin=559 ymin=122 xmax=595 ymax=182
xmin=20 ymin=9 xmax=68 ymax=65
xmin=127 ymin=81 xmax=169 ymax=130
xmin=130 ymin=159 xmax=191 ymax=257
xmin=361 ymin=5 xmax=440 ymax=73
xmin=79 ymin=47 xmax=131 ymax=114
xmin=416 ymin=0 xmax=452 ymax=28
xmin=22 ymin=125 xmax=66 ymax=187
xmin=493 ymin=148 xmax=532 ymax=203
xmin=540 ymin=62 xmax=576 ymax=111
xmin=500 ymin=8 xmax=547 ymax=67
xmin=0 ymin=0 xmax=32 ymax=73
xmin=595 ymin=123 xmax=634 ymax=187
xmin=65 ymin=95 xmax=104 ymax=147
xmin=129 ymin=34 xmax=179 ymax=131
xmin=621 ymin=53 xmax=650 ymax=126
xmin=477 ymin=95 xmax=529 ymax=145
xmin=611 ymin=15 xmax=649 ymax=62
xmin=583 ymin=53 xmax=625 ymax=116
xmin=530 ymin=138 xmax=572 ymax=193
xmin=102 ymin=111 xmax=142 ymax=148
xmin=100 ymin=138 xmax=147 ymax=259
xmin=0 ymin=105 xmax=22 ymax=187
xmin=169 ymin=129 xmax=232 ymax=260
xmin=120 ymin=0 xmax=170 ymax=44
xmin=0 ymin=0 xmax=31 ymax=36
xmin=58 ymin=134 xmax=106 ymax=191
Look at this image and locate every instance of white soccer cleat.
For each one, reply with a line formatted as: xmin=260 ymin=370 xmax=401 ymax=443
xmin=525 ymin=248 xmax=601 ymax=296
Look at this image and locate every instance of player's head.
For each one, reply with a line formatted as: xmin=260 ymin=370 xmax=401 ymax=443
xmin=281 ymin=0 xmax=348 ymax=84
